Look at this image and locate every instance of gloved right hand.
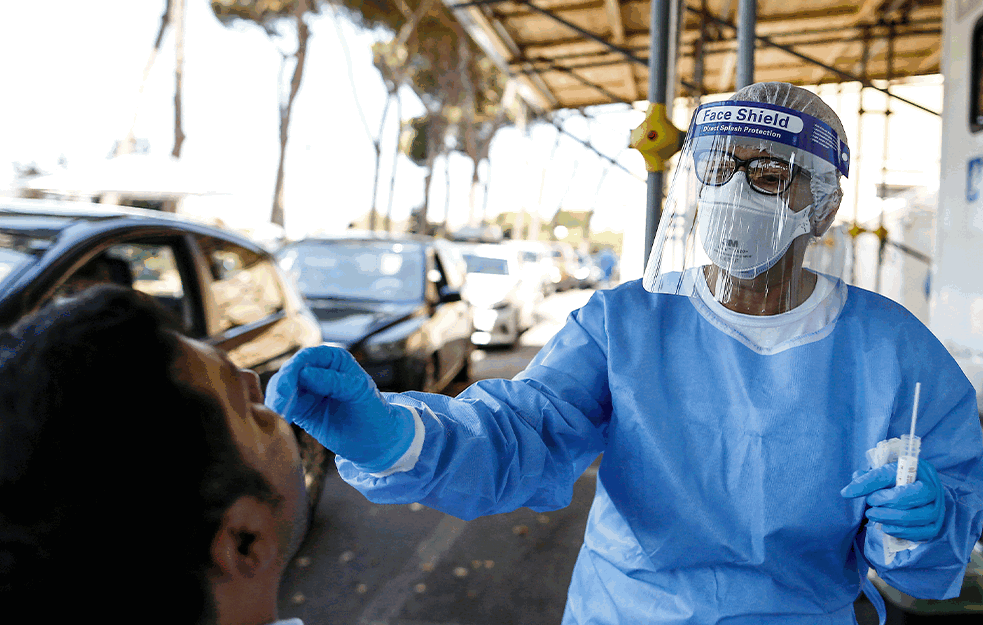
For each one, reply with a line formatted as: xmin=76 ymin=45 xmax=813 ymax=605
xmin=265 ymin=346 xmax=415 ymax=473
xmin=840 ymin=459 xmax=946 ymax=542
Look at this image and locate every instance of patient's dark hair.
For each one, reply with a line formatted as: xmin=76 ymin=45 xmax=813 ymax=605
xmin=0 ymin=285 xmax=277 ymax=623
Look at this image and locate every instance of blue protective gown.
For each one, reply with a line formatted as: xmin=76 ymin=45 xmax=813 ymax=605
xmin=337 ymin=278 xmax=983 ymax=624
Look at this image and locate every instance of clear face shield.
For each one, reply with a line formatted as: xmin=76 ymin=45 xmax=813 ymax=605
xmin=643 ymin=101 xmax=850 ymax=311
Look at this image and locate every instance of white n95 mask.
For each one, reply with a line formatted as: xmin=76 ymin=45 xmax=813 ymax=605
xmin=696 ymin=173 xmax=812 ymax=279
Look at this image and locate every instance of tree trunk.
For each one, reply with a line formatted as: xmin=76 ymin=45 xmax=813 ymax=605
xmin=467 ymin=160 xmax=480 ymax=227
xmin=443 ymin=152 xmax=452 ymax=235
xmin=396 ymin=0 xmax=438 ymax=48
xmin=419 ymin=162 xmax=434 ymax=234
xmin=481 ymin=157 xmax=491 ymax=225
xmin=117 ymin=1 xmax=170 ymax=157
xmin=369 ymin=93 xmax=394 ymax=231
xmin=271 ymin=0 xmax=310 ymax=228
xmin=385 ymin=91 xmax=402 ymax=232
xmin=418 ymin=112 xmax=446 ymax=235
xmin=171 ymin=0 xmax=186 ymax=157
xmin=455 ymin=25 xmax=478 ymax=227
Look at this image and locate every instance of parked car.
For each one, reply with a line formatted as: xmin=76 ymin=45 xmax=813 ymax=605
xmin=549 ymin=241 xmax=580 ymax=291
xmin=455 ymin=242 xmax=543 ymax=348
xmin=505 ymin=239 xmax=557 ymax=297
xmin=574 ymin=250 xmax=604 ymax=289
xmin=276 ymin=231 xmax=473 ymax=393
xmin=0 ymin=198 xmax=329 ymax=515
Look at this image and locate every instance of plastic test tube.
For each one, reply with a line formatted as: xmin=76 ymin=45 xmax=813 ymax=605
xmin=883 ymin=383 xmax=922 ymax=562
xmin=895 ymin=382 xmax=921 ymax=487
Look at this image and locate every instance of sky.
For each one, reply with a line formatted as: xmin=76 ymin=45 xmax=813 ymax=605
xmin=0 ymin=1 xmax=945 ymax=281
xmin=0 ymin=0 xmax=649 ymax=242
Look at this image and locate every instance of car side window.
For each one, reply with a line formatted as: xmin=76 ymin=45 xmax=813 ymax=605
xmin=430 ymin=250 xmax=464 ymax=302
xmin=106 ymin=242 xmax=195 ymax=334
xmin=425 ymin=252 xmax=442 ymax=304
xmin=196 ymin=236 xmax=285 ymax=332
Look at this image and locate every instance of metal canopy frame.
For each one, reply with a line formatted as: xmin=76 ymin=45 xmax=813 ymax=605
xmin=444 ymin=0 xmax=942 ymax=114
xmin=443 ymin=0 xmax=943 ymax=268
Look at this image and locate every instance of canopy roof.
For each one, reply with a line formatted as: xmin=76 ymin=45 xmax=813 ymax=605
xmin=445 ymin=0 xmax=943 ymax=111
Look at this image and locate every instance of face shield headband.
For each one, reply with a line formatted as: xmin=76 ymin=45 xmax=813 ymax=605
xmin=690 ymin=101 xmax=850 ymax=178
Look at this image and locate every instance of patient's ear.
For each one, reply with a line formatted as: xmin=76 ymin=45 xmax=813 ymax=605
xmin=209 ymin=496 xmax=278 ymax=579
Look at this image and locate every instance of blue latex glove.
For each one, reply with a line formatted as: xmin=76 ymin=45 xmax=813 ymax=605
xmin=840 ymin=459 xmax=946 ymax=542
xmin=265 ymin=346 xmax=415 ymax=473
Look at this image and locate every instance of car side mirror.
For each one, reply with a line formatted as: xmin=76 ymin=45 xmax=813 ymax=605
xmin=439 ymin=288 xmax=462 ymax=303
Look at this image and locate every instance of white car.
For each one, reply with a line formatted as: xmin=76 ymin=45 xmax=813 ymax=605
xmin=504 ymin=239 xmax=557 ymax=297
xmin=457 ymin=243 xmax=543 ymax=347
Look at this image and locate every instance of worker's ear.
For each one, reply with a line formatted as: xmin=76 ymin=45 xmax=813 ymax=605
xmin=812 ymin=187 xmax=843 ymax=238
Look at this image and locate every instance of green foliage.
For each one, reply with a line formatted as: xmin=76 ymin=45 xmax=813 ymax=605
xmin=330 ymin=0 xmax=403 ymax=32
xmin=361 ymin=2 xmax=512 ymax=153
xmin=400 ymin=115 xmax=437 ymax=166
xmin=211 ymin=0 xmax=322 ymax=31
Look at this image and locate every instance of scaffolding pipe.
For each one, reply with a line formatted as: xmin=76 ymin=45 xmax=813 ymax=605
xmin=736 ymin=0 xmax=756 ymax=89
xmin=644 ymin=0 xmax=672 ymax=271
xmin=850 ymin=29 xmax=870 ymax=286
xmin=687 ymin=6 xmax=939 ymax=116
xmin=874 ymin=21 xmax=896 ymax=294
xmin=517 ymin=60 xmax=632 ymax=104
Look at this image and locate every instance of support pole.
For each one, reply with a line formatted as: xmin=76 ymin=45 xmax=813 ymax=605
xmin=850 ymin=28 xmax=870 ymax=285
xmin=644 ymin=0 xmax=671 ymax=272
xmin=736 ymin=0 xmax=756 ymax=89
xmin=693 ymin=0 xmax=707 ymax=105
xmin=874 ymin=21 xmax=896 ymax=294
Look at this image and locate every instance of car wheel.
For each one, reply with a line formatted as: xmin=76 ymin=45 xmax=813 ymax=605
xmin=294 ymin=425 xmax=328 ymax=520
xmin=453 ymin=347 xmax=472 ymax=383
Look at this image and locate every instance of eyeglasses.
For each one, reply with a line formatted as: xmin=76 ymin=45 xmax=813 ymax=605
xmin=693 ymin=149 xmax=801 ymax=195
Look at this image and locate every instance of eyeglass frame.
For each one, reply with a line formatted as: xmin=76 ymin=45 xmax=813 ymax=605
xmin=692 ymin=148 xmax=806 ymax=196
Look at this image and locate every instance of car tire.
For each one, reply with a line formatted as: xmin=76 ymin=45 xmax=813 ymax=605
xmin=294 ymin=425 xmax=328 ymax=520
xmin=454 ymin=347 xmax=472 ymax=383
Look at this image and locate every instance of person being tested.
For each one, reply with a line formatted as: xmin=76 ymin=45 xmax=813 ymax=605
xmin=267 ymin=82 xmax=983 ymax=624
xmin=1 ymin=286 xmax=309 ymax=625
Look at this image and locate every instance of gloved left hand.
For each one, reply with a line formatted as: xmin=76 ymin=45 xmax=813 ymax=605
xmin=840 ymin=459 xmax=946 ymax=542
xmin=265 ymin=346 xmax=415 ymax=474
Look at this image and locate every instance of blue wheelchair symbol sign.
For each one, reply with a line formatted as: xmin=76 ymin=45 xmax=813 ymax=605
xmin=968 ymin=157 xmax=983 ymax=202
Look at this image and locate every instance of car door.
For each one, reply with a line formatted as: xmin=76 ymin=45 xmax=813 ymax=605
xmin=426 ymin=247 xmax=470 ymax=383
xmin=191 ymin=234 xmax=303 ymax=385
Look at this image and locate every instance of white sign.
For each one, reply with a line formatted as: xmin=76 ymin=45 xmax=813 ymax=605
xmin=694 ymin=106 xmax=804 ymax=134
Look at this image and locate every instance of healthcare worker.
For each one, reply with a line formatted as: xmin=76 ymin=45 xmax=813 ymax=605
xmin=267 ymin=82 xmax=983 ymax=624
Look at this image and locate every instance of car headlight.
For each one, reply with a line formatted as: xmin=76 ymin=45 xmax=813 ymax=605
xmin=363 ymin=335 xmax=409 ymax=361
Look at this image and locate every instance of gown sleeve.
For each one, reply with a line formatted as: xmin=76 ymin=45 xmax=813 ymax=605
xmin=335 ymin=291 xmax=613 ymax=521
xmin=862 ymin=336 xmax=983 ymax=600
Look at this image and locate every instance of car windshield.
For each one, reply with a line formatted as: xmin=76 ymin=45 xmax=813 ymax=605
xmin=463 ymin=254 xmax=510 ymax=276
xmin=278 ymin=240 xmax=425 ymax=301
xmin=0 ymin=231 xmax=56 ymax=290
